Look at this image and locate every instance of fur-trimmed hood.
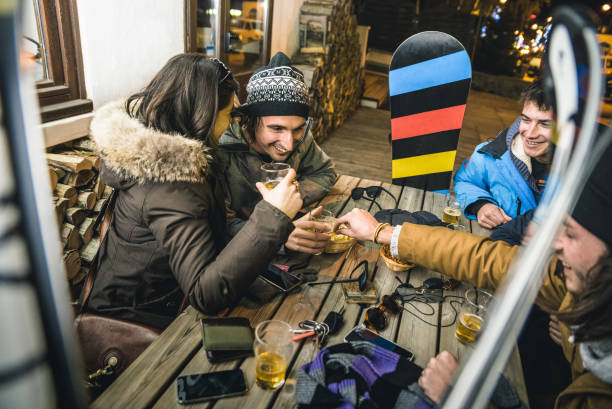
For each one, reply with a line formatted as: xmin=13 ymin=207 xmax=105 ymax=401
xmin=90 ymin=99 xmax=213 ymax=186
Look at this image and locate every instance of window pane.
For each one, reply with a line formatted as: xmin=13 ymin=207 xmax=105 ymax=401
xmin=227 ymin=0 xmax=267 ymax=73
xmin=197 ymin=0 xmax=219 ymax=56
xmin=23 ymin=0 xmax=49 ymax=81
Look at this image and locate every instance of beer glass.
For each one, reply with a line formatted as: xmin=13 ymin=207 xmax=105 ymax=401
xmin=254 ymin=320 xmax=293 ymax=390
xmin=311 ymin=209 xmax=334 ymax=233
xmin=309 ymin=209 xmax=334 ymax=255
xmin=443 ymin=193 xmax=464 ymax=225
xmin=260 ymin=163 xmax=290 ymax=189
xmin=455 ymin=288 xmax=492 ymax=345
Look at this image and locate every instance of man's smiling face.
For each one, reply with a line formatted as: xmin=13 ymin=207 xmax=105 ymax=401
xmin=249 ymin=116 xmax=307 ymax=161
xmin=519 ymin=101 xmax=553 ymax=163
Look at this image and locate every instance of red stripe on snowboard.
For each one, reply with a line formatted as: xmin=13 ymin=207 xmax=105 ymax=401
xmin=391 ymin=105 xmax=466 ymax=140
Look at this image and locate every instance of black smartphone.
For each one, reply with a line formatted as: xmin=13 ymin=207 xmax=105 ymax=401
xmin=344 ymin=326 xmax=415 ymax=362
xmin=258 ymin=264 xmax=303 ymax=293
xmin=177 ymin=369 xmax=248 ymax=404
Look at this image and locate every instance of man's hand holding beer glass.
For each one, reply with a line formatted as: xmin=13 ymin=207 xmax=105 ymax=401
xmin=255 ymin=168 xmax=303 ymax=218
xmin=285 ymin=206 xmax=332 ymax=254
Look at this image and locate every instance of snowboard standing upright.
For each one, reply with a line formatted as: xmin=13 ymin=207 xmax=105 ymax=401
xmin=389 ymin=31 xmax=471 ymax=192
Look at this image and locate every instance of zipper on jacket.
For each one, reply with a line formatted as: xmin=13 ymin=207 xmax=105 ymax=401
xmin=516 ymin=197 xmax=522 ymax=217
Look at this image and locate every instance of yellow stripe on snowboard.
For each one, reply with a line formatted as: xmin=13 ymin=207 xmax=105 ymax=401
xmin=392 ymin=150 xmax=456 ymax=179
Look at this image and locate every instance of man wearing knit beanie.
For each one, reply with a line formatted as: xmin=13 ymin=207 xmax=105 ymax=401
xmin=219 ymin=52 xmax=337 ymax=254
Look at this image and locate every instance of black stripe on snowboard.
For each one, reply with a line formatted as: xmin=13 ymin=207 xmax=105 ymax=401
xmin=391 ymin=130 xmax=460 ymax=160
xmin=390 ymin=32 xmax=465 ymax=69
xmin=390 ymin=79 xmax=471 ymax=119
xmin=392 ymin=172 xmax=453 ymax=191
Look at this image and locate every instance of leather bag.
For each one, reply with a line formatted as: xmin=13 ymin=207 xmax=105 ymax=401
xmin=74 ymin=191 xmax=161 ymax=377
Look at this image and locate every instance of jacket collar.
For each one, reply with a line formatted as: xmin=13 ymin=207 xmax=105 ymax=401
xmin=580 ymin=338 xmax=612 ymax=384
xmin=90 ymin=100 xmax=213 ymax=184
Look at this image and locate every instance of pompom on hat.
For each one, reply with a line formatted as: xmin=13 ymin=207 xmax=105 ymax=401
xmin=238 ymin=52 xmax=310 ymax=118
xmin=572 ymin=138 xmax=612 ymax=248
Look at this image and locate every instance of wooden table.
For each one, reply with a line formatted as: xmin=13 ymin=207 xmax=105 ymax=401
xmin=92 ymin=175 xmax=528 ymax=408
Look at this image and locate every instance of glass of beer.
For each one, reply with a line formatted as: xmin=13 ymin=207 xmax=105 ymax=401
xmin=443 ymin=193 xmax=464 ymax=225
xmin=310 ymin=209 xmax=334 ymax=255
xmin=260 ymin=163 xmax=290 ymax=189
xmin=455 ymin=288 xmax=493 ymax=345
xmin=254 ymin=320 xmax=293 ymax=390
xmin=311 ymin=209 xmax=334 ymax=233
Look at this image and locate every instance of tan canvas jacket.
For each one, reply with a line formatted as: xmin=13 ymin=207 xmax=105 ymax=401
xmin=397 ymin=223 xmax=612 ymax=409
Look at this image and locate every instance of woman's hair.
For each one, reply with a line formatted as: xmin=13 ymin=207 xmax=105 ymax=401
xmin=556 ymin=253 xmax=612 ymax=342
xmin=126 ymin=53 xmax=238 ymax=145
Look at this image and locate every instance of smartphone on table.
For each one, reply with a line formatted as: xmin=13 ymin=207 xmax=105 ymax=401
xmin=258 ymin=264 xmax=303 ymax=293
xmin=344 ymin=326 xmax=415 ymax=362
xmin=177 ymin=369 xmax=248 ymax=404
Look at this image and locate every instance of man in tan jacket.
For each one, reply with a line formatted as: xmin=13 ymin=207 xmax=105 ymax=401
xmin=334 ymin=141 xmax=612 ymax=409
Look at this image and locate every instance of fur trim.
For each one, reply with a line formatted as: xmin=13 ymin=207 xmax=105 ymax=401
xmin=89 ymin=99 xmax=213 ymax=184
xmin=510 ymin=134 xmax=532 ymax=174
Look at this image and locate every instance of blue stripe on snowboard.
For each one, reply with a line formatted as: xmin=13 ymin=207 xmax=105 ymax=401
xmin=432 ymin=189 xmax=450 ymax=195
xmin=389 ymin=51 xmax=471 ymax=97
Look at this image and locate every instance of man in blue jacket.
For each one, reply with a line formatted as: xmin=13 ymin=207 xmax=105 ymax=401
xmin=454 ymin=79 xmax=553 ymax=229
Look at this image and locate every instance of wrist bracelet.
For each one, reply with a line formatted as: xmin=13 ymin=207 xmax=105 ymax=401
xmin=373 ymin=222 xmax=390 ymax=244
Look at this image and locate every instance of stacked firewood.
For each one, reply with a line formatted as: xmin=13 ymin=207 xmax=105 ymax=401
xmin=47 ymin=137 xmax=110 ymax=297
xmin=293 ymin=0 xmax=364 ymax=144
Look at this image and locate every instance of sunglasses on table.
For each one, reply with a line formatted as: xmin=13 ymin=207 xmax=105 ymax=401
xmin=364 ymin=277 xmax=462 ymax=331
xmin=363 ymin=294 xmax=402 ymax=332
xmin=350 ymin=186 xmax=398 ymax=210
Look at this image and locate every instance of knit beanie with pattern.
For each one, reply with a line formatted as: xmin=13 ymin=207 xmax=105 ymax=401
xmin=238 ymin=52 xmax=310 ymax=118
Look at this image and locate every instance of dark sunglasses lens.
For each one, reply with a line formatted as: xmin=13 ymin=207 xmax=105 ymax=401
xmin=364 ymin=307 xmax=387 ymax=331
xmin=381 ymin=295 xmax=401 ymax=314
xmin=351 ymin=187 xmax=364 ymax=200
xmin=365 ymin=186 xmax=382 ymax=198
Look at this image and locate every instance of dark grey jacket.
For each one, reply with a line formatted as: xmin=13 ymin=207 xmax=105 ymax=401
xmin=86 ymin=100 xmax=294 ymax=329
xmin=218 ymin=122 xmax=337 ymax=236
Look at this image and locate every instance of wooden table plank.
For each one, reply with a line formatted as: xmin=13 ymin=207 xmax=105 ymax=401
xmin=318 ymin=174 xmax=360 ymax=216
xmin=395 ymin=191 xmax=444 ymax=368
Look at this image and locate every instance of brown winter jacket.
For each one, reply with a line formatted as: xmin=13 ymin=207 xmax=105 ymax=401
xmin=86 ymin=100 xmax=294 ymax=329
xmin=397 ymin=223 xmax=612 ymax=409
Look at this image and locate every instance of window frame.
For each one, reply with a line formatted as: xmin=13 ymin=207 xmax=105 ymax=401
xmin=35 ymin=0 xmax=92 ymax=123
xmin=184 ymin=0 xmax=274 ymax=100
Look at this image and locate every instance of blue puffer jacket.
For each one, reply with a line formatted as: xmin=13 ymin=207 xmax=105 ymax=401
xmin=454 ymin=117 xmax=543 ymax=220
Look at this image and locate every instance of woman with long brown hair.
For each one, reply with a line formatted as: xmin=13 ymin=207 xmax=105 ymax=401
xmin=86 ymin=54 xmax=302 ymax=329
